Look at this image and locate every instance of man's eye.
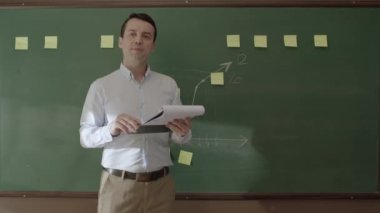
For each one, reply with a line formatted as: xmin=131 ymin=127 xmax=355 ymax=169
xmin=143 ymin=34 xmax=152 ymax=39
xmin=128 ymin=33 xmax=136 ymax=37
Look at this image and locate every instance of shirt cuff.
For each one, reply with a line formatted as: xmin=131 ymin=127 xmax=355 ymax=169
xmin=171 ymin=130 xmax=192 ymax=144
xmin=103 ymin=123 xmax=114 ymax=142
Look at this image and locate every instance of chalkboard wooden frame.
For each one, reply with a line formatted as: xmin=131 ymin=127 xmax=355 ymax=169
xmin=0 ymin=0 xmax=380 ymax=7
xmin=1 ymin=192 xmax=380 ymax=200
xmin=0 ymin=2 xmax=379 ymax=200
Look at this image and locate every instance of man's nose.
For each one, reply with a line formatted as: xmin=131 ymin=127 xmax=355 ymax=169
xmin=135 ymin=35 xmax=143 ymax=44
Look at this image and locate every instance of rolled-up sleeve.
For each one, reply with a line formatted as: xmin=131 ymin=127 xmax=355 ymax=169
xmin=169 ymin=83 xmax=192 ymax=145
xmin=79 ymin=81 xmax=113 ymax=148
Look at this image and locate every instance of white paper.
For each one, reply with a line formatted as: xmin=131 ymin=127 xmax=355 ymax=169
xmin=143 ymin=105 xmax=205 ymax=126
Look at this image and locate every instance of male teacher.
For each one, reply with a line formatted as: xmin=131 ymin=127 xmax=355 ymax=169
xmin=79 ymin=13 xmax=192 ymax=213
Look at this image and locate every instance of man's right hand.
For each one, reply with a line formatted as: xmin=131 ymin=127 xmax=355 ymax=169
xmin=110 ymin=114 xmax=141 ymax=136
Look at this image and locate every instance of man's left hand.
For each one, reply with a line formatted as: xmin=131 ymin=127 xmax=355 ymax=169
xmin=166 ymin=117 xmax=192 ymax=137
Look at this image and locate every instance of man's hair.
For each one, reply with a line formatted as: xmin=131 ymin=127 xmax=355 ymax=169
xmin=120 ymin=13 xmax=157 ymax=42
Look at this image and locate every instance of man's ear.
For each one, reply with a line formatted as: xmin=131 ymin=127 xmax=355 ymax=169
xmin=118 ymin=37 xmax=123 ymax=48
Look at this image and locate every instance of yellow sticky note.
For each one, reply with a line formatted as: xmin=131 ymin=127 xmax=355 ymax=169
xmin=44 ymin=36 xmax=58 ymax=49
xmin=254 ymin=35 xmax=267 ymax=48
xmin=211 ymin=72 xmax=224 ymax=85
xmin=178 ymin=150 xmax=193 ymax=166
xmin=15 ymin=37 xmax=28 ymax=50
xmin=284 ymin=35 xmax=298 ymax=47
xmin=314 ymin=35 xmax=328 ymax=47
xmin=226 ymin=35 xmax=240 ymax=48
xmin=101 ymin=35 xmax=114 ymax=48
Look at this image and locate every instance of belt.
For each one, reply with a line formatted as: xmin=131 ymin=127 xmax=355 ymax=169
xmin=103 ymin=167 xmax=169 ymax=182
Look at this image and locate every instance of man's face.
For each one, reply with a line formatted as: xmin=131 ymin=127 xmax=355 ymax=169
xmin=119 ymin=18 xmax=155 ymax=64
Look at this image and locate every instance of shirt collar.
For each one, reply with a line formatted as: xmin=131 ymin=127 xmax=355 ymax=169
xmin=119 ymin=63 xmax=151 ymax=81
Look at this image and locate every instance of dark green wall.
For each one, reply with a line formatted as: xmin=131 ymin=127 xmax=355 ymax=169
xmin=0 ymin=8 xmax=379 ymax=193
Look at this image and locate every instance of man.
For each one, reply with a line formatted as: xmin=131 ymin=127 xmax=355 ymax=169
xmin=79 ymin=13 xmax=192 ymax=213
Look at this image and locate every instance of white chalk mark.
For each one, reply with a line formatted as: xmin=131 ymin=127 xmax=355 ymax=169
xmin=190 ymin=135 xmax=248 ymax=149
xmin=192 ymin=62 xmax=232 ymax=105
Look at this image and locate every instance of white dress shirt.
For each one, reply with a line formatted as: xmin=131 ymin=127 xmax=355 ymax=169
xmin=80 ymin=64 xmax=191 ymax=173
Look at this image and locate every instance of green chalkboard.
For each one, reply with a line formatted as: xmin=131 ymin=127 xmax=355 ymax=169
xmin=0 ymin=8 xmax=379 ymax=194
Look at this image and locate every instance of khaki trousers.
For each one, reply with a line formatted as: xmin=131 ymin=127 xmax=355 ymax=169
xmin=98 ymin=170 xmax=175 ymax=213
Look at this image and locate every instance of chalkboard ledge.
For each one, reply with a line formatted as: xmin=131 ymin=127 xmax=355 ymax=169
xmin=1 ymin=192 xmax=380 ymax=200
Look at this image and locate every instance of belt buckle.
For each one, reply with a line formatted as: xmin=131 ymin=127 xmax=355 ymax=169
xmin=136 ymin=173 xmax=151 ymax=182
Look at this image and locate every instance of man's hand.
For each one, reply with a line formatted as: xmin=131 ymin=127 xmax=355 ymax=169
xmin=166 ymin=117 xmax=192 ymax=137
xmin=110 ymin=114 xmax=141 ymax=136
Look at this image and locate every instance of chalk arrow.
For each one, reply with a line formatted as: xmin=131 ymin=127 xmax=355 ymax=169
xmin=192 ymin=61 xmax=233 ymax=104
xmin=215 ymin=61 xmax=232 ymax=73
xmin=190 ymin=135 xmax=248 ymax=148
